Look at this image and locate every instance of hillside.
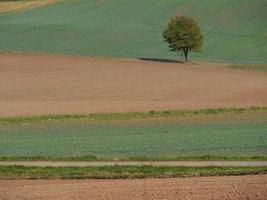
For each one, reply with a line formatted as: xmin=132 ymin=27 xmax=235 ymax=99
xmin=0 ymin=0 xmax=266 ymax=63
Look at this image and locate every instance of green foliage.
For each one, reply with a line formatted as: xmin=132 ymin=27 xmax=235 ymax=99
xmin=0 ymin=0 xmax=266 ymax=63
xmin=0 ymin=166 xmax=266 ymax=179
xmin=163 ymin=15 xmax=203 ymax=61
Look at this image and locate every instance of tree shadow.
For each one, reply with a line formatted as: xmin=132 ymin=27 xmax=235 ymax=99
xmin=138 ymin=58 xmax=184 ymax=64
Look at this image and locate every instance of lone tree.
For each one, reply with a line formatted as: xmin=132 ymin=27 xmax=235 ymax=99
xmin=163 ymin=15 xmax=203 ymax=62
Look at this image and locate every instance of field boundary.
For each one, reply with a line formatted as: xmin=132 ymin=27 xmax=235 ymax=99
xmin=1 ymin=156 xmax=267 ymax=162
xmin=1 ymin=161 xmax=267 ymax=167
xmin=1 ymin=107 xmax=266 ymax=125
xmin=0 ymin=166 xmax=266 ymax=180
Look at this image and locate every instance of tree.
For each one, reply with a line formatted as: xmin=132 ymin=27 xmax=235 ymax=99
xmin=163 ymin=15 xmax=203 ymax=62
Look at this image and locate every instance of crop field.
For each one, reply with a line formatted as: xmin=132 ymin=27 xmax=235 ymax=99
xmin=0 ymin=0 xmax=266 ymax=63
xmin=1 ymin=111 xmax=266 ymax=160
xmin=1 ymin=175 xmax=267 ymax=199
xmin=1 ymin=1 xmax=267 ymax=199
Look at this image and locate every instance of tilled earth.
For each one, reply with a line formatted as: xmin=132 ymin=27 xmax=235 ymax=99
xmin=0 ymin=54 xmax=266 ymax=117
xmin=0 ymin=175 xmax=266 ymax=200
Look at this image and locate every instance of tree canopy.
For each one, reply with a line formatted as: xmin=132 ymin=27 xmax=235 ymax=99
xmin=163 ymin=15 xmax=203 ymax=62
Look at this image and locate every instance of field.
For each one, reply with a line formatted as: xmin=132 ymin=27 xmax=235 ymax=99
xmin=1 ymin=175 xmax=266 ymax=199
xmin=0 ymin=53 xmax=266 ymax=160
xmin=1 ymin=1 xmax=267 ymax=199
xmin=0 ymin=108 xmax=266 ymax=160
xmin=0 ymin=0 xmax=267 ymax=63
xmin=1 ymin=54 xmax=267 ymax=117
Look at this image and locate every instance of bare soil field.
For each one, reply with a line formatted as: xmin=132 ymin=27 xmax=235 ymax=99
xmin=0 ymin=54 xmax=266 ymax=117
xmin=0 ymin=0 xmax=58 ymax=14
xmin=1 ymin=175 xmax=266 ymax=200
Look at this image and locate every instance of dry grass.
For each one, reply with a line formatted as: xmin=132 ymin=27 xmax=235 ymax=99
xmin=0 ymin=0 xmax=58 ymax=14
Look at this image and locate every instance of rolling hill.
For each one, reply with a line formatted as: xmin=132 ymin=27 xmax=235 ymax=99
xmin=0 ymin=0 xmax=266 ymax=63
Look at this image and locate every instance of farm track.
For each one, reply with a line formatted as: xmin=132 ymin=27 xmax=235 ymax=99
xmin=0 ymin=54 xmax=266 ymax=117
xmin=1 ymin=175 xmax=266 ymax=200
xmin=1 ymin=161 xmax=267 ymax=167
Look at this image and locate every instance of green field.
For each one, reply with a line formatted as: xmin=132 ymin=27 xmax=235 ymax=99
xmin=0 ymin=0 xmax=266 ymax=63
xmin=1 ymin=110 xmax=266 ymax=160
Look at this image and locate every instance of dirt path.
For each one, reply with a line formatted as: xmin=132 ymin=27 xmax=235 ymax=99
xmin=0 ymin=54 xmax=266 ymax=117
xmin=1 ymin=161 xmax=267 ymax=167
xmin=1 ymin=175 xmax=266 ymax=200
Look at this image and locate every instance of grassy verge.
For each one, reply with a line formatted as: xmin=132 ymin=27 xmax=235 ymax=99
xmin=1 ymin=156 xmax=267 ymax=162
xmin=1 ymin=166 xmax=266 ymax=179
xmin=1 ymin=107 xmax=266 ymax=125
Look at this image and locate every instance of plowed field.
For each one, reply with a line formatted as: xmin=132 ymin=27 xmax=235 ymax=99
xmin=0 ymin=54 xmax=266 ymax=117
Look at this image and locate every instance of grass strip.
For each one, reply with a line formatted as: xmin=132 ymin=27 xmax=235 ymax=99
xmin=0 ymin=166 xmax=266 ymax=179
xmin=1 ymin=107 xmax=266 ymax=125
xmin=1 ymin=156 xmax=267 ymax=162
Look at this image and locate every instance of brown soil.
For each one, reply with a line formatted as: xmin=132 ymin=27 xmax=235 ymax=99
xmin=0 ymin=54 xmax=266 ymax=117
xmin=1 ymin=175 xmax=266 ymax=200
xmin=0 ymin=0 xmax=58 ymax=14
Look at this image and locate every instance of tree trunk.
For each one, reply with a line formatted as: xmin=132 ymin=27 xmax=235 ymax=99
xmin=184 ymin=49 xmax=189 ymax=62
